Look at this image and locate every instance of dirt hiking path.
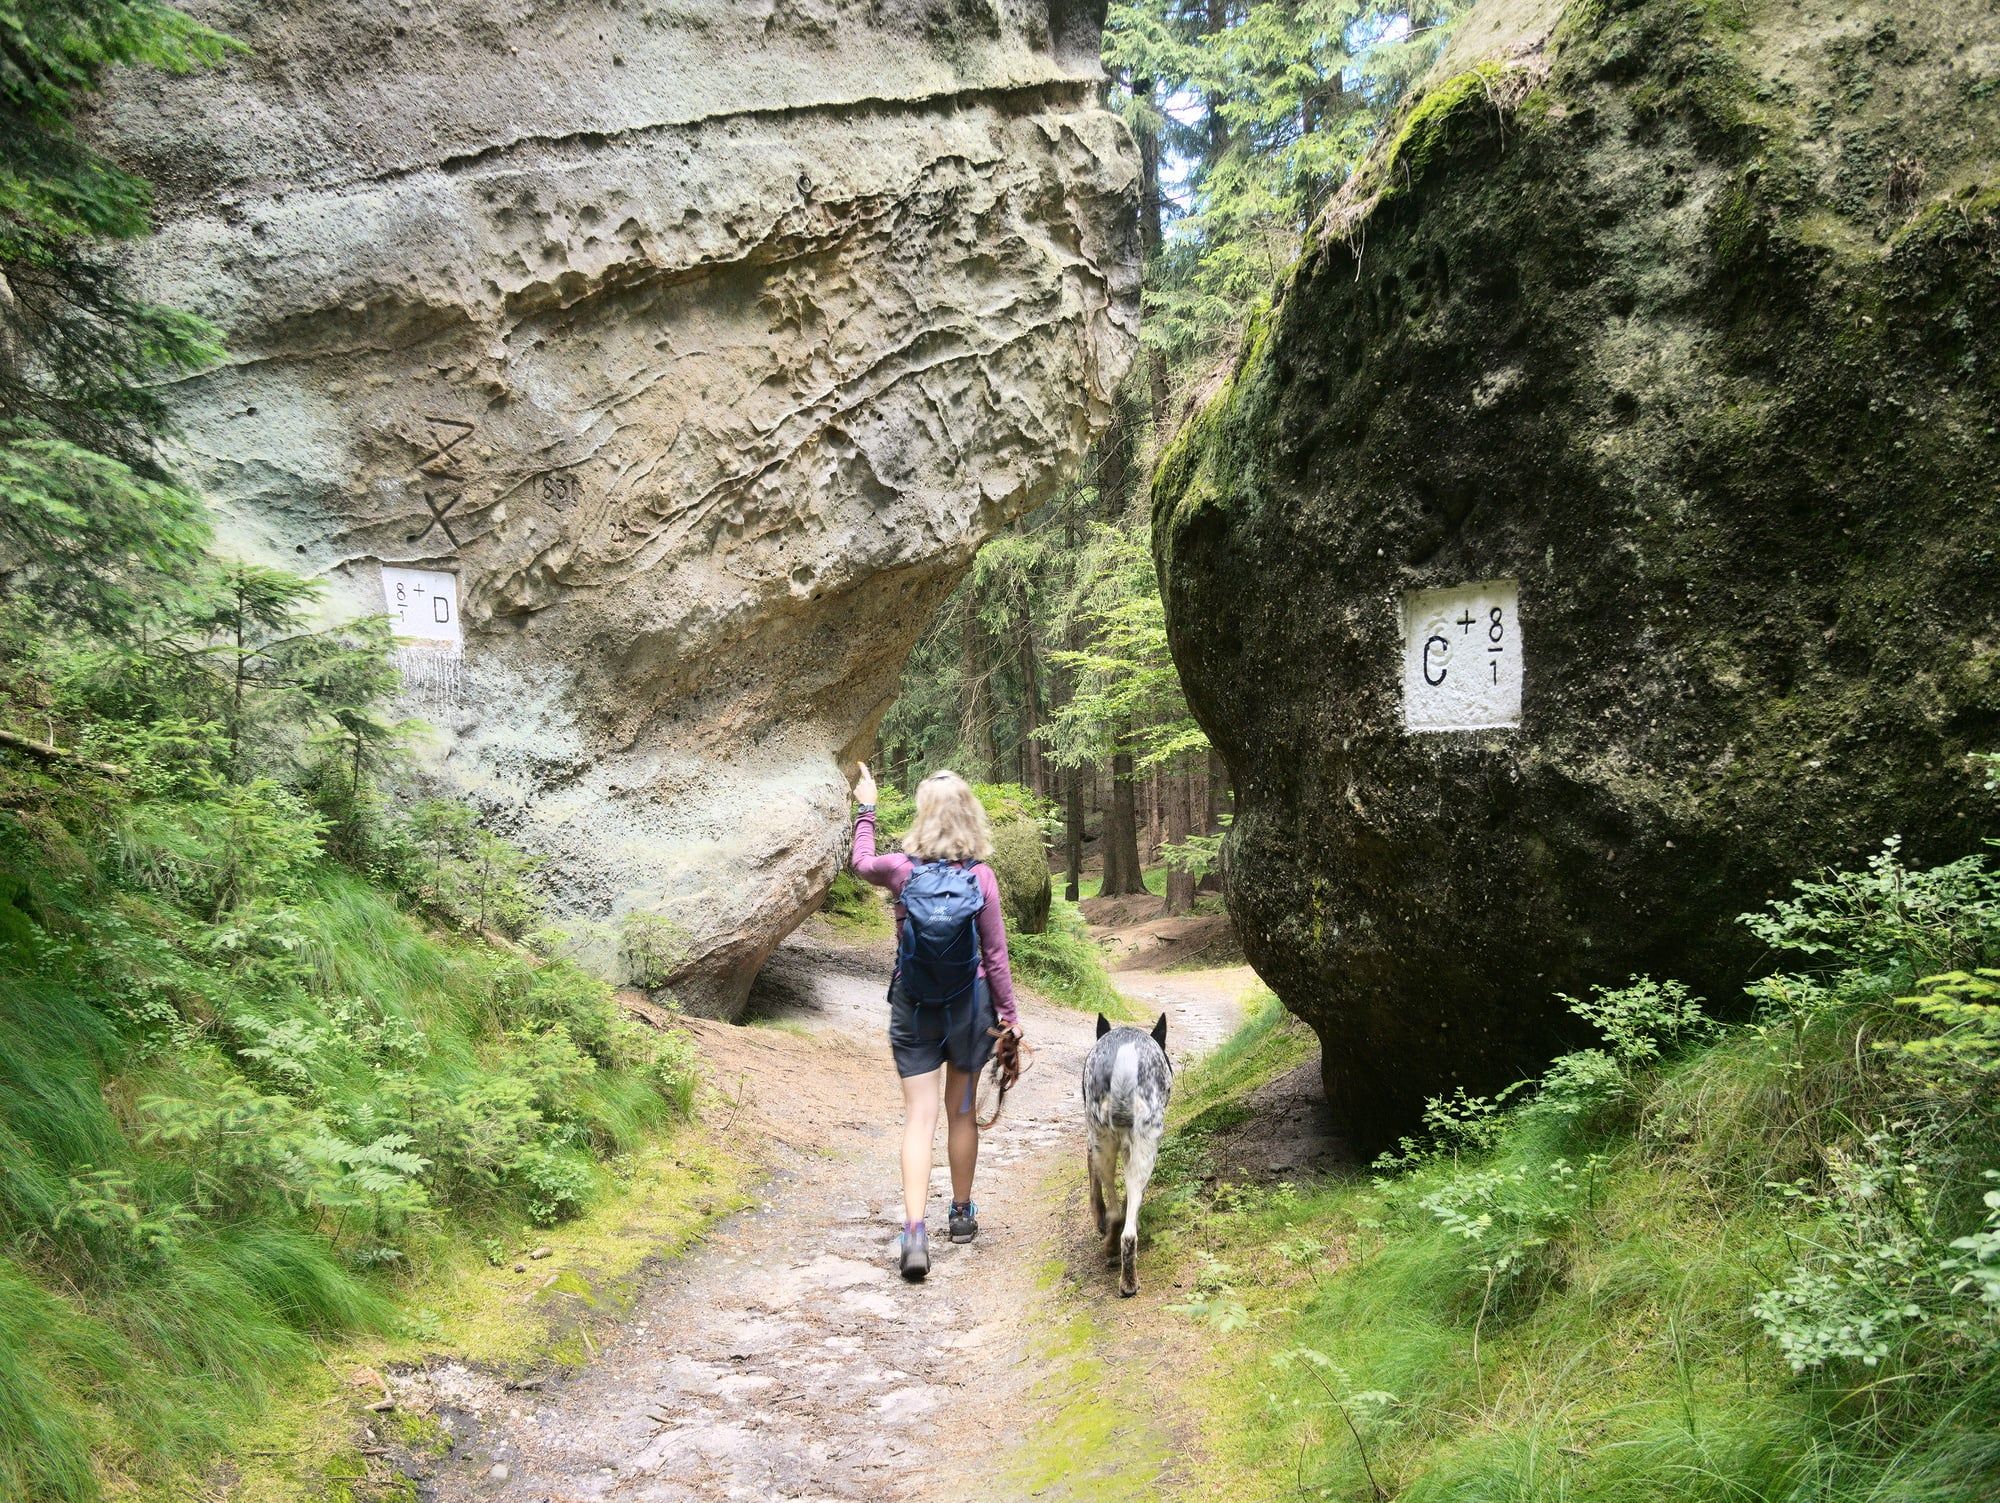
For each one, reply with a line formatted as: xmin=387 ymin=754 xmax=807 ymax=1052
xmin=413 ymin=930 xmax=1255 ymax=1502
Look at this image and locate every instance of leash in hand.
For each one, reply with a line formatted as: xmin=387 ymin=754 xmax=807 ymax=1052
xmin=975 ymin=1026 xmax=1033 ymax=1129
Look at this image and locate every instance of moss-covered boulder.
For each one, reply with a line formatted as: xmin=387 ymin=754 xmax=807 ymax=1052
xmin=990 ymin=818 xmax=1054 ymax=936
xmin=1154 ymin=0 xmax=2000 ymax=1150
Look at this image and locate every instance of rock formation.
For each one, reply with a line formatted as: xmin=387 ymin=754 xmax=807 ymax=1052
xmin=99 ymin=0 xmax=1139 ymax=1010
xmin=1154 ymin=0 xmax=2000 ymax=1148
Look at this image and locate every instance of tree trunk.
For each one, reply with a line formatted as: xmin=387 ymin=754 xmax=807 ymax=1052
xmin=1198 ymin=746 xmax=1229 ymax=895
xmin=1099 ymin=746 xmax=1147 ymax=896
xmin=1164 ymin=760 xmax=1196 ymax=916
xmin=959 ymin=594 xmax=997 ymax=779
xmin=1145 ymin=769 xmax=1163 ymax=861
xmin=1065 ymin=762 xmax=1084 ymax=903
xmin=1019 ymin=581 xmax=1044 ymax=797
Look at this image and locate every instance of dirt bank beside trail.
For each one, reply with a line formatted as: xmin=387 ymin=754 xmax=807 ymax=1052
xmin=1082 ymin=895 xmax=1243 ymax=972
xmin=404 ymin=926 xmax=1255 ymax=1502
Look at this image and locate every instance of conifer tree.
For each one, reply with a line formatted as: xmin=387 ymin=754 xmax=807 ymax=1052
xmin=0 ymin=0 xmax=233 ymax=629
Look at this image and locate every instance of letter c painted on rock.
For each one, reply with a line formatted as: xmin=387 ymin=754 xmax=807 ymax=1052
xmin=1423 ymin=634 xmax=1449 ymax=686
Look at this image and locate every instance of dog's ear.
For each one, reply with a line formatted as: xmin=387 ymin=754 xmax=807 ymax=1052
xmin=1151 ymin=1013 xmax=1168 ymax=1049
xmin=1096 ymin=1013 xmax=1112 ymax=1039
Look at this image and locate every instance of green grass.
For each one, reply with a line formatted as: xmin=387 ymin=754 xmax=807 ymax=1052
xmin=1169 ymin=987 xmax=1315 ymax=1132
xmin=216 ymin=1130 xmax=751 ymax=1503
xmin=1075 ymin=864 xmax=1170 ymax=901
xmin=0 ymin=850 xmax=709 ymax=1503
xmin=821 ymin=869 xmax=891 ymax=937
xmin=1012 ymin=898 xmax=1136 ymax=1019
xmin=1132 ymin=855 xmax=2000 ymax=1503
xmin=1000 ymin=1259 xmax=1177 ymax=1501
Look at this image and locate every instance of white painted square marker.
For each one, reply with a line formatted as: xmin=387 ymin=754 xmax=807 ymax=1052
xmin=1401 ymin=579 xmax=1521 ymax=732
xmin=380 ymin=566 xmax=462 ymax=647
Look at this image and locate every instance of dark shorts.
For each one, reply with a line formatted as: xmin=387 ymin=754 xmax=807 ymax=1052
xmin=888 ymin=975 xmax=997 ymax=1079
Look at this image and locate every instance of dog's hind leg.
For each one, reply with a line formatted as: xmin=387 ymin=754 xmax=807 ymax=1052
xmin=1098 ymin=1131 xmax=1125 ymax=1257
xmin=1118 ymin=1127 xmax=1161 ymax=1297
xmin=1086 ymin=1120 xmax=1112 ymax=1236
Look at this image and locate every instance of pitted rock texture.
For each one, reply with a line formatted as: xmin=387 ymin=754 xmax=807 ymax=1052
xmin=1153 ymin=0 xmax=2000 ymax=1149
xmin=101 ymin=0 xmax=1138 ymax=1011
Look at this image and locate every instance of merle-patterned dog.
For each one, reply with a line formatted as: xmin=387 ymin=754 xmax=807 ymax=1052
xmin=1082 ymin=1012 xmax=1172 ymax=1297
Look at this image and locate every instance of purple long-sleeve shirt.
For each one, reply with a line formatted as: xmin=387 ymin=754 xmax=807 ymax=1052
xmin=850 ymin=809 xmax=1018 ymax=1027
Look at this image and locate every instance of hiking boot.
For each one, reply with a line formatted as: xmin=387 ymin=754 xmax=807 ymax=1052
xmin=948 ymin=1200 xmax=979 ymax=1244
xmin=898 ymin=1223 xmax=930 ymax=1281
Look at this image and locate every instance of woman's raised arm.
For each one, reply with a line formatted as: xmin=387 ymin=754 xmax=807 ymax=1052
xmin=849 ymin=762 xmax=905 ymax=888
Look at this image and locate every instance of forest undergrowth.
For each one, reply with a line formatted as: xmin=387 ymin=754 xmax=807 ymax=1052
xmin=0 ymin=611 xmax=713 ymax=1503
xmin=0 ymin=14 xmax=713 ymax=1498
xmin=1151 ymin=817 xmax=2000 ymax=1501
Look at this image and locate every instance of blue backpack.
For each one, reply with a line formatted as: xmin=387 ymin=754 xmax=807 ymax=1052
xmin=897 ymin=859 xmax=985 ymax=1008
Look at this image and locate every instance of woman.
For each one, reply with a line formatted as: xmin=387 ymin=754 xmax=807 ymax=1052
xmin=849 ymin=762 xmax=1022 ymax=1280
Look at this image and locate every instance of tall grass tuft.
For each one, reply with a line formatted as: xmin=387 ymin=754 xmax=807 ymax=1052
xmin=1011 ymin=897 xmax=1132 ymax=1016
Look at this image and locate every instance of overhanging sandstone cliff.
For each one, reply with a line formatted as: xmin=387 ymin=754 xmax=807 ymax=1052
xmin=101 ymin=0 xmax=1139 ymax=1010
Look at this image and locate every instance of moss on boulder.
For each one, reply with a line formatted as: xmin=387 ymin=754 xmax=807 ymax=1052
xmin=989 ymin=817 xmax=1053 ymax=936
xmin=1153 ymin=0 xmax=2000 ymax=1151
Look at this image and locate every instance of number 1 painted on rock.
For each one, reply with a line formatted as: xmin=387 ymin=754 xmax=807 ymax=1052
xmin=1401 ymin=580 xmax=1522 ymax=733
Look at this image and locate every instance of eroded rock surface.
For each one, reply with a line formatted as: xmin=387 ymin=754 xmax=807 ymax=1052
xmin=101 ymin=0 xmax=1138 ymax=1010
xmin=1154 ymin=0 xmax=2000 ymax=1148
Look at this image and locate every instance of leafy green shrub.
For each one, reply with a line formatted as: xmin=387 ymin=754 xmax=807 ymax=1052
xmin=618 ymin=910 xmax=690 ymax=990
xmin=1373 ymin=1082 xmax=1528 ymax=1173
xmin=397 ymin=800 xmax=542 ymax=937
xmin=1527 ymin=1047 xmax=1627 ymax=1128
xmin=1749 ymin=1127 xmax=1991 ymax=1376
xmin=1165 ymin=829 xmax=2000 ymax=1502
xmin=1561 ymin=976 xmax=1714 ymax=1064
xmin=1892 ymin=967 xmax=2000 ymax=1109
xmin=642 ymin=1027 xmax=700 ymax=1118
xmin=113 ymin=778 xmax=327 ymax=918
xmin=1741 ymin=838 xmax=1998 ymax=975
xmin=0 ymin=9 xmax=718 ymax=1497
xmin=514 ymin=1146 xmax=594 ymax=1227
xmin=1418 ymin=1154 xmax=1596 ymax=1316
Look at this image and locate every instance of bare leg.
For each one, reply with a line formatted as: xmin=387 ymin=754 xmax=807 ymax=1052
xmin=899 ymin=1070 xmax=941 ymax=1225
xmin=943 ymin=1062 xmax=980 ymax=1205
xmin=1119 ymin=1127 xmax=1160 ymax=1297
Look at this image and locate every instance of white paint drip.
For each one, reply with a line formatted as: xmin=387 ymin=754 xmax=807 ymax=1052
xmin=394 ymin=645 xmax=463 ymax=709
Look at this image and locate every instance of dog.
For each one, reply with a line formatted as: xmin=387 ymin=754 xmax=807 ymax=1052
xmin=1082 ymin=1012 xmax=1172 ymax=1297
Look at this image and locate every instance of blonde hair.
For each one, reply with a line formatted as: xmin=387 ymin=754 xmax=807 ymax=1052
xmin=901 ymin=770 xmax=992 ymax=863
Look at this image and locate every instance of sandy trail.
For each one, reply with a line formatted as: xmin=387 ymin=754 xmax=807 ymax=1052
xmin=414 ymin=929 xmax=1253 ymax=1502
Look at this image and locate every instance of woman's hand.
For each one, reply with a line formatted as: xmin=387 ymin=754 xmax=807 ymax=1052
xmin=851 ymin=761 xmax=878 ymax=806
